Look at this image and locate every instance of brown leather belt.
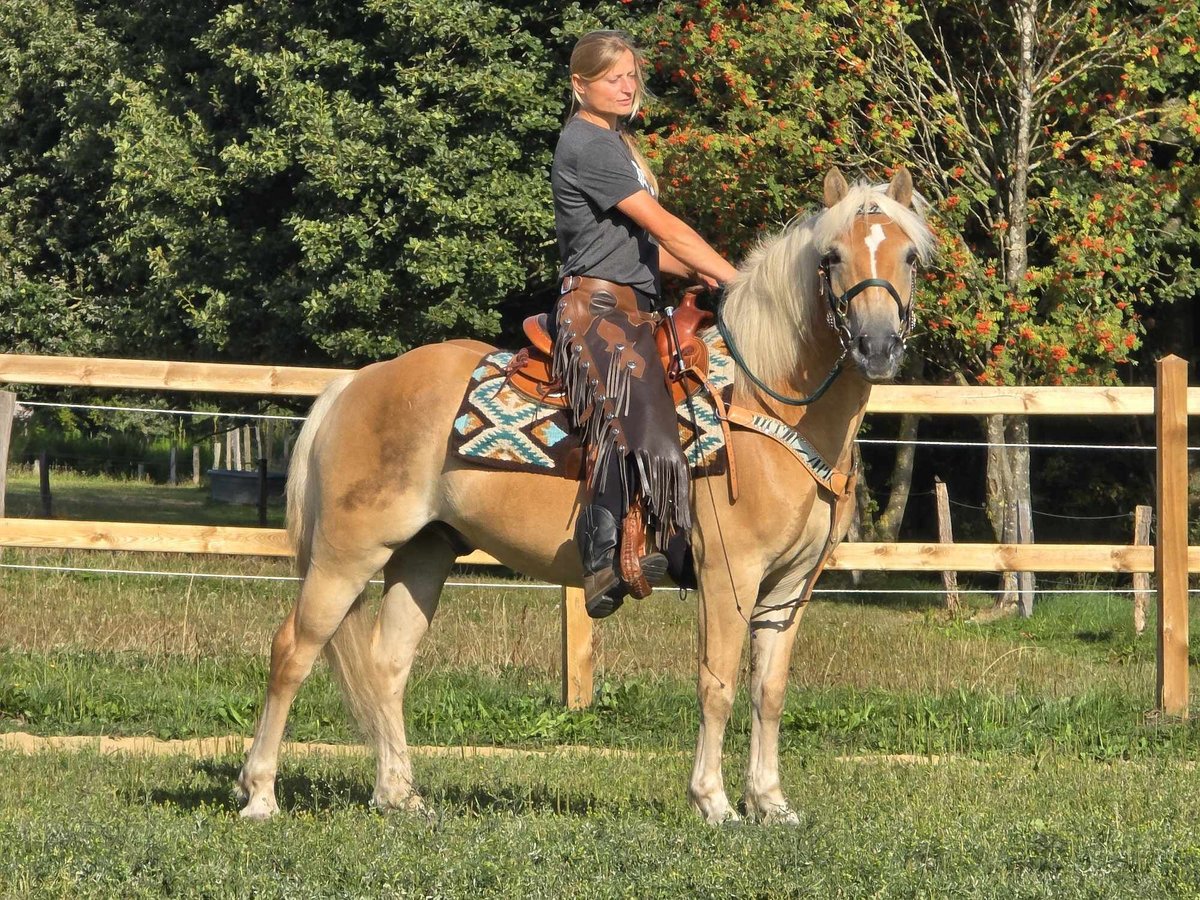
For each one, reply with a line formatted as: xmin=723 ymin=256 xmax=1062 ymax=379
xmin=560 ymin=276 xmax=649 ymax=321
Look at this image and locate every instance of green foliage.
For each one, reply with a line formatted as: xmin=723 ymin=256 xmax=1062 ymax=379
xmin=1 ymin=0 xmax=586 ymax=364
xmin=634 ymin=1 xmax=1200 ymax=386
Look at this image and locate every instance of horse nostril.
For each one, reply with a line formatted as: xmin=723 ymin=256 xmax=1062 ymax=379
xmin=857 ymin=333 xmax=903 ymax=358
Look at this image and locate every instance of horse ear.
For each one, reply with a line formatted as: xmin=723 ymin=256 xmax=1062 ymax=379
xmin=886 ymin=167 xmax=913 ymax=207
xmin=823 ymin=168 xmax=849 ymax=208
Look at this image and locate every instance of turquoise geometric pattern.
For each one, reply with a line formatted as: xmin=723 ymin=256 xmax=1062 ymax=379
xmin=449 ymin=330 xmax=734 ymax=480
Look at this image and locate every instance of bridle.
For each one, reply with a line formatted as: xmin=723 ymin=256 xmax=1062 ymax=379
xmin=819 ymin=209 xmax=918 ymax=354
xmin=819 ymin=262 xmax=917 ymax=354
xmin=717 ymin=215 xmax=918 ymax=408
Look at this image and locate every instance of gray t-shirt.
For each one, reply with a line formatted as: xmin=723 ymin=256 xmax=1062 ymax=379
xmin=551 ymin=117 xmax=660 ymax=304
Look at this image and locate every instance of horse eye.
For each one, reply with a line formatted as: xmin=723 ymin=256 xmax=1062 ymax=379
xmin=905 ymin=250 xmax=918 ymax=266
xmin=823 ymin=250 xmax=841 ymax=266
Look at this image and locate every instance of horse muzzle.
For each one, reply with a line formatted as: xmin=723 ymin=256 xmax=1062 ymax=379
xmin=848 ymin=327 xmax=904 ymax=383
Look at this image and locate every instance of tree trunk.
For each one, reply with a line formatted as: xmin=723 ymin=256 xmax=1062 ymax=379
xmin=873 ymin=413 xmax=921 ymax=541
xmin=852 ymin=442 xmax=877 ymax=541
xmin=985 ymin=0 xmax=1039 ymax=613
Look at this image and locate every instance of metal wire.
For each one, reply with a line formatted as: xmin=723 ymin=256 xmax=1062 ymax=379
xmin=19 ymin=401 xmax=304 ymax=422
xmin=19 ymin=402 xmax=1200 ymax=451
xmin=3 ymin=562 xmax=1194 ymax=596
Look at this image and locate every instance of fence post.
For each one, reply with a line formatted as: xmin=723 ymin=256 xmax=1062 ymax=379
xmin=933 ymin=477 xmax=959 ymax=613
xmin=193 ymin=445 xmax=201 ymax=486
xmin=0 ymin=392 xmax=15 ymax=518
xmin=39 ymin=449 xmax=52 ymax=517
xmin=1155 ymin=355 xmax=1188 ymax=719
xmin=1016 ymin=498 xmax=1035 ymax=618
xmin=1152 ymin=355 xmax=1190 ymax=724
xmin=257 ymin=458 xmax=269 ymax=527
xmin=169 ymin=444 xmax=178 ymax=486
xmin=561 ymin=585 xmax=593 ymax=708
xmin=1132 ymin=505 xmax=1152 ymax=637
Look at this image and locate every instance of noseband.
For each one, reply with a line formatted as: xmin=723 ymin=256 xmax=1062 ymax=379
xmin=819 ymin=263 xmax=916 ymax=353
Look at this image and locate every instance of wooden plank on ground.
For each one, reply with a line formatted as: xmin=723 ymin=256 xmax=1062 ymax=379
xmin=1155 ymin=355 xmax=1189 ymax=719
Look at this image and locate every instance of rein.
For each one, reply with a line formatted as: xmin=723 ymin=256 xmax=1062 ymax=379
xmin=715 ymin=294 xmax=848 ymax=409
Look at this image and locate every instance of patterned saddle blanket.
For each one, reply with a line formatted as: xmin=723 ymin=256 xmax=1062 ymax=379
xmin=450 ymin=329 xmax=736 ymax=479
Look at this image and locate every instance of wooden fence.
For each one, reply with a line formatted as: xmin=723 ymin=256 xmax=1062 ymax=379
xmin=0 ymin=353 xmax=1196 ymax=714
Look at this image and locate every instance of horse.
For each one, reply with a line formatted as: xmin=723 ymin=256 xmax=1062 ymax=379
xmin=236 ymin=167 xmax=935 ymax=825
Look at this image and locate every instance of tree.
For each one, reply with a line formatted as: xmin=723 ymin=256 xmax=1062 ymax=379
xmin=856 ymin=0 xmax=1200 ymax=605
xmin=635 ymin=1 xmax=1200 ymax=586
xmin=2 ymin=0 xmax=593 ymax=366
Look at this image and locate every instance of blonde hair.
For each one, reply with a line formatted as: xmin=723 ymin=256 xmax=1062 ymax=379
xmin=568 ymin=30 xmax=659 ymax=195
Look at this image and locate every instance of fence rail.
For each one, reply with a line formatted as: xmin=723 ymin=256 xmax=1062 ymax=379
xmin=0 ymin=353 xmax=1195 ymax=714
xmin=3 ymin=518 xmax=1198 ymax=573
xmin=3 ymin=352 xmax=1197 ymax=412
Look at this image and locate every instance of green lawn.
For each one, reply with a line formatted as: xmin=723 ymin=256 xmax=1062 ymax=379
xmin=4 ymin=469 xmax=285 ymax=527
xmin=2 ymin=473 xmax=1200 ymax=896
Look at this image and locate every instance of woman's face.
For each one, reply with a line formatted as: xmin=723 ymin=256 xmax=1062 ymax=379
xmin=573 ymin=49 xmax=638 ymax=122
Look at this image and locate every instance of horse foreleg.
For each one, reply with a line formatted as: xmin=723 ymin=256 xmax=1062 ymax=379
xmin=237 ymin=562 xmax=385 ymax=820
xmin=688 ymin=573 xmax=757 ymax=825
xmin=744 ymin=591 xmax=809 ymax=825
xmin=367 ymin=534 xmax=454 ymax=814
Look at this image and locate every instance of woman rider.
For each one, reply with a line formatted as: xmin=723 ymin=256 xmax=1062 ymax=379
xmin=552 ymin=30 xmax=738 ymax=618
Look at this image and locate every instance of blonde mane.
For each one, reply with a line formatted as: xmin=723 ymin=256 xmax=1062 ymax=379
xmin=720 ymin=181 xmax=935 ymax=392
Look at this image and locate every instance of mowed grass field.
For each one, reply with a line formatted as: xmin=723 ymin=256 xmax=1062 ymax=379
xmin=3 ymin=471 xmax=1200 ymax=897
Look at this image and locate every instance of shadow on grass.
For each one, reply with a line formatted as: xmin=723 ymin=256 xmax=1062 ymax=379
xmin=134 ymin=759 xmax=665 ymax=820
xmin=137 ymin=759 xmax=373 ymax=814
xmin=428 ymin=779 xmax=671 ymax=819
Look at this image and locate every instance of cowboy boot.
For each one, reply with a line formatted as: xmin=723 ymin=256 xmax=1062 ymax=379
xmin=575 ymin=505 xmax=668 ymax=619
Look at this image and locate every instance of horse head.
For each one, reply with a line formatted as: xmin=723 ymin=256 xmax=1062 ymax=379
xmin=817 ymin=167 xmax=932 ymax=383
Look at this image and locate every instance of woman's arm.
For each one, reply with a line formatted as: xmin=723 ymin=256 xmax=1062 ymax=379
xmin=617 ymin=191 xmax=738 ymax=284
xmin=660 ymin=247 xmax=719 ymax=287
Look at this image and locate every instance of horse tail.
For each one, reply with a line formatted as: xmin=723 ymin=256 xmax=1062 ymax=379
xmin=287 ymin=373 xmax=355 ymax=575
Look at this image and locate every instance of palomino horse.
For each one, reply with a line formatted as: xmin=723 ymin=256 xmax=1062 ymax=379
xmin=237 ymin=167 xmax=935 ymax=824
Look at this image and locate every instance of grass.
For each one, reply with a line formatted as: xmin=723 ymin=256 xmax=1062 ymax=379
xmin=4 ymin=750 xmax=1200 ymax=897
xmin=4 ymin=473 xmax=1200 ymax=895
xmin=3 ymin=468 xmax=285 ymax=527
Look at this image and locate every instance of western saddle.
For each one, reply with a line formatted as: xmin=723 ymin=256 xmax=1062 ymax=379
xmin=504 ymin=286 xmax=717 ymax=408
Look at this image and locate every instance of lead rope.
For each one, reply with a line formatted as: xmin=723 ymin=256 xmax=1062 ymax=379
xmin=715 ymin=301 xmax=845 ymax=407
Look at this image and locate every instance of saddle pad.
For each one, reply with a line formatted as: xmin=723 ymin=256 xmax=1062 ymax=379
xmin=450 ymin=329 xmax=736 ymax=479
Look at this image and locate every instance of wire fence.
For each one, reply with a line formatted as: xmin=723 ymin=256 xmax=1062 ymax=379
xmin=2 ymin=561 xmax=1193 ymax=596
xmin=14 ymin=400 xmax=1200 ymax=452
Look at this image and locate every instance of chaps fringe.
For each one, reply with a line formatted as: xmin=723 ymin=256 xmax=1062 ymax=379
xmin=553 ymin=283 xmax=691 ymax=546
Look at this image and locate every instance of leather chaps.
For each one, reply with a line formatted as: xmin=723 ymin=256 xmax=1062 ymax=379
xmin=553 ymin=276 xmax=692 ymax=547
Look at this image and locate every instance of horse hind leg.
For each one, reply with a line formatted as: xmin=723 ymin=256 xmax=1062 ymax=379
xmin=324 ymin=530 xmax=456 ymax=814
xmin=237 ymin=547 xmax=392 ymax=820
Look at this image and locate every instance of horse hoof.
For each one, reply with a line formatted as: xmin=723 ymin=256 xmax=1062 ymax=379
xmin=238 ymin=798 xmax=279 ymax=821
xmin=371 ymin=794 xmax=429 ymax=818
xmin=762 ymin=805 xmax=801 ymax=827
xmin=698 ymin=807 xmax=741 ymax=827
